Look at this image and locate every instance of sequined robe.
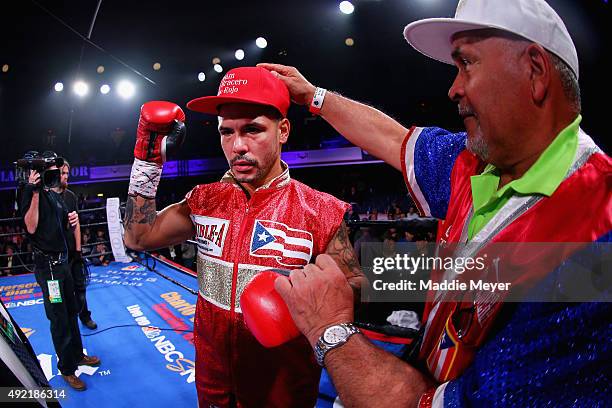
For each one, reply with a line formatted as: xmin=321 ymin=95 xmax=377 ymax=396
xmin=185 ymin=164 xmax=348 ymax=407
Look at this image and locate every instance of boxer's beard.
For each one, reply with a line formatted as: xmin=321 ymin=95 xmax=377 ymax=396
xmin=230 ymin=150 xmax=277 ymax=186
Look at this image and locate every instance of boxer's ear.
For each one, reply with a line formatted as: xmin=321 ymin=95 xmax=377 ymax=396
xmin=278 ymin=118 xmax=290 ymax=144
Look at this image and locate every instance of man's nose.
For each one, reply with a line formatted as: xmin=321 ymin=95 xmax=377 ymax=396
xmin=448 ymin=73 xmax=465 ymax=103
xmin=233 ymin=135 xmax=249 ymax=154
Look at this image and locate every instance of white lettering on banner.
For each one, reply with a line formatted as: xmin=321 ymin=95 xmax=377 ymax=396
xmin=126 ymin=304 xmax=195 ymax=383
xmin=191 ymin=215 xmax=229 ymax=257
xmin=4 ymin=298 xmax=44 ymax=309
xmin=106 ymin=197 xmax=131 ymax=262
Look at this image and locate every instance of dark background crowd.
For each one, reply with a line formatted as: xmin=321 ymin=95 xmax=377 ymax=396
xmin=1 ymin=173 xmax=438 ymax=278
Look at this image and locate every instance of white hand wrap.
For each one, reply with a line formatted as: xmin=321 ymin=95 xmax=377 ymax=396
xmin=128 ymin=158 xmax=162 ymax=198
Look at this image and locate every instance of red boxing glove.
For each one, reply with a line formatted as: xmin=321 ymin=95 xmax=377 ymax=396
xmin=240 ymin=271 xmax=301 ymax=348
xmin=134 ymin=101 xmax=186 ymax=165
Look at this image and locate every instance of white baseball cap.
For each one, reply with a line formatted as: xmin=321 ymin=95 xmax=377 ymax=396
xmin=403 ymin=0 xmax=579 ymax=78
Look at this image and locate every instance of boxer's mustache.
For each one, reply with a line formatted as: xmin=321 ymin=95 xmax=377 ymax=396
xmin=230 ymin=155 xmax=258 ymax=166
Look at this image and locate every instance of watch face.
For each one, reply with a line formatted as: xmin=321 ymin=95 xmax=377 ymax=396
xmin=324 ymin=326 xmax=348 ymax=344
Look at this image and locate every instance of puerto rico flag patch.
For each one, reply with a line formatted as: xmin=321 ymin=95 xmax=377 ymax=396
xmin=249 ymin=220 xmax=313 ymax=267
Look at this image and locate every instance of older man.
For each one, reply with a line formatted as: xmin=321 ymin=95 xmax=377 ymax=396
xmin=262 ymin=0 xmax=611 ymax=406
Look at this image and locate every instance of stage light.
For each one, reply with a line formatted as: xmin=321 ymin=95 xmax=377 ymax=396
xmin=212 ymin=57 xmax=221 ymax=65
xmin=153 ymin=62 xmax=161 ymax=71
xmin=339 ymin=1 xmax=354 ymax=14
xmin=117 ymin=80 xmax=135 ymax=99
xmin=54 ymin=82 xmax=64 ymax=92
xmin=2 ymin=64 xmax=9 ymax=73
xmin=96 ymin=65 xmax=105 ymax=74
xmin=345 ymin=37 xmax=354 ymax=46
xmin=100 ymin=84 xmax=110 ymax=94
xmin=235 ymin=49 xmax=245 ymax=60
xmin=73 ymin=81 xmax=89 ymax=97
xmin=214 ymin=64 xmax=223 ymax=73
xmin=256 ymin=37 xmax=268 ymax=49
xmin=198 ymin=72 xmax=206 ymax=82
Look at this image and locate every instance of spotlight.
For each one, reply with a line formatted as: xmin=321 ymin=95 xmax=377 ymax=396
xmin=73 ymin=81 xmax=89 ymax=97
xmin=198 ymin=72 xmax=206 ymax=82
xmin=345 ymin=37 xmax=355 ymax=46
xmin=117 ymin=80 xmax=135 ymax=99
xmin=214 ymin=64 xmax=223 ymax=73
xmin=2 ymin=64 xmax=9 ymax=73
xmin=255 ymin=37 xmax=268 ymax=49
xmin=235 ymin=49 xmax=245 ymax=61
xmin=153 ymin=62 xmax=161 ymax=71
xmin=212 ymin=57 xmax=221 ymax=65
xmin=96 ymin=65 xmax=105 ymax=74
xmin=54 ymin=82 xmax=64 ymax=92
xmin=100 ymin=84 xmax=111 ymax=94
xmin=339 ymin=1 xmax=354 ymax=14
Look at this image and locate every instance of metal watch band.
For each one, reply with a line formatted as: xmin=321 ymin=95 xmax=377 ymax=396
xmin=314 ymin=322 xmax=360 ymax=367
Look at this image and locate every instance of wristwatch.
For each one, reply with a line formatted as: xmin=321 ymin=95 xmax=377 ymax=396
xmin=314 ymin=322 xmax=360 ymax=367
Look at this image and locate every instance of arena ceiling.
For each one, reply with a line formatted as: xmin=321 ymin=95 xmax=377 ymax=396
xmin=0 ymin=0 xmax=609 ymax=165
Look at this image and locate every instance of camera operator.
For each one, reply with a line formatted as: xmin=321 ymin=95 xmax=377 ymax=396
xmin=17 ymin=150 xmax=101 ymax=391
xmin=53 ymin=159 xmax=97 ymax=330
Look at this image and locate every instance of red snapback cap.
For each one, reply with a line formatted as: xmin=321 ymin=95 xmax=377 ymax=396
xmin=187 ymin=66 xmax=290 ymax=116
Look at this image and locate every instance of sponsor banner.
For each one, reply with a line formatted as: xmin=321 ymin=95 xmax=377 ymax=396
xmin=106 ymin=197 xmax=131 ymax=263
xmin=1 ymin=147 xmax=369 ymax=190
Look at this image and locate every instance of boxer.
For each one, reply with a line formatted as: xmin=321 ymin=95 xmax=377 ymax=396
xmin=123 ymin=66 xmax=367 ymax=407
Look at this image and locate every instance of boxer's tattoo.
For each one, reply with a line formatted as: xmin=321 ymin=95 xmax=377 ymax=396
xmin=124 ymin=196 xmax=135 ymax=230
xmin=325 ymin=221 xmax=366 ymax=299
xmin=124 ymin=195 xmax=156 ymax=230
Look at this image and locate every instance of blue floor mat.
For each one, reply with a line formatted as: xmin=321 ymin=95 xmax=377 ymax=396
xmin=1 ymin=260 xmax=198 ymax=407
xmin=1 ymin=259 xmax=409 ymax=407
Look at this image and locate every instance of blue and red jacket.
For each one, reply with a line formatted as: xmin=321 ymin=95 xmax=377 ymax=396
xmin=401 ymin=125 xmax=611 ymax=407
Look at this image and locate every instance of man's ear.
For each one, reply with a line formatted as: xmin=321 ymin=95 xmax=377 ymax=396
xmin=278 ymin=118 xmax=290 ymax=144
xmin=525 ymin=43 xmax=551 ymax=105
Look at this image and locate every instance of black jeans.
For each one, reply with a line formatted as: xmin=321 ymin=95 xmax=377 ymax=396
xmin=34 ymin=255 xmax=84 ymax=376
xmin=70 ymin=258 xmax=92 ymax=323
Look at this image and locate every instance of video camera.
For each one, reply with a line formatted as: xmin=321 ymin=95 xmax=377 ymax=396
xmin=15 ymin=150 xmax=64 ymax=189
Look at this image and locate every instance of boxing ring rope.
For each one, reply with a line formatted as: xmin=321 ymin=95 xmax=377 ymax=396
xmin=0 ymin=204 xmax=120 ymax=274
xmin=0 ymin=202 xmax=435 ymax=349
xmin=0 ymin=207 xmax=438 ymax=275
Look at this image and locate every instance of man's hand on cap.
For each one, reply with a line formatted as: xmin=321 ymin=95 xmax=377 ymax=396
xmin=257 ymin=63 xmax=316 ymax=107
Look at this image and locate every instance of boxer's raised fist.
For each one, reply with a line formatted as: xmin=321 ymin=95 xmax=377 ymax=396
xmin=134 ymin=101 xmax=186 ymax=165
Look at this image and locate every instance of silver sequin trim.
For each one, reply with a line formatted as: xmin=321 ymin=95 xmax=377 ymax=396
xmin=197 ymin=254 xmax=268 ymax=312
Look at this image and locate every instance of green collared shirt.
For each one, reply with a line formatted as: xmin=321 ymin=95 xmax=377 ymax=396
xmin=467 ymin=115 xmax=581 ymax=240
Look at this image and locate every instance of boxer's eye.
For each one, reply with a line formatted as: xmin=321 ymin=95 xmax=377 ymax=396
xmin=244 ymin=125 xmax=263 ymax=134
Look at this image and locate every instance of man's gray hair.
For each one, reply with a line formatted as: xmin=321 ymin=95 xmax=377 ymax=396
xmin=549 ymin=52 xmax=581 ymax=113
